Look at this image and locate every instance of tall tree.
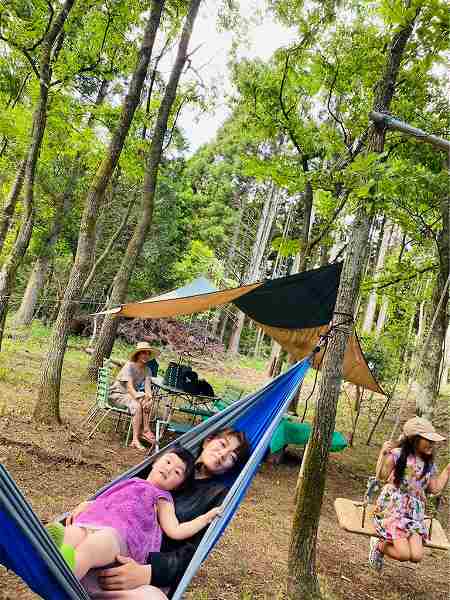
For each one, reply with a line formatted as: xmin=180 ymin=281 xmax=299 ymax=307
xmin=35 ymin=0 xmax=166 ymax=423
xmin=87 ymin=0 xmax=203 ymax=380
xmin=287 ymin=4 xmax=421 ymax=598
xmin=0 ymin=0 xmax=77 ymax=347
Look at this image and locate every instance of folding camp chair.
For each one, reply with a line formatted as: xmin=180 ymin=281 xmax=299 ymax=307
xmin=81 ymin=360 xmax=133 ymax=446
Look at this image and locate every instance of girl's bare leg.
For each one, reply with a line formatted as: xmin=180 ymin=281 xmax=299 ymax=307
xmin=74 ymin=529 xmax=121 ymax=579
xmin=90 ymin=585 xmax=168 ymax=599
xmin=380 ymin=538 xmax=411 ymax=561
xmin=63 ymin=525 xmax=88 ymax=548
xmin=408 ymin=534 xmax=424 ymax=562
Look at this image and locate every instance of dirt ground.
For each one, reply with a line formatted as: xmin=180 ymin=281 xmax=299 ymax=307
xmin=0 ymin=345 xmax=448 ymax=600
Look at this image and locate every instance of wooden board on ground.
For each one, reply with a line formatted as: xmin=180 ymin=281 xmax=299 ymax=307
xmin=334 ymin=497 xmax=450 ymax=551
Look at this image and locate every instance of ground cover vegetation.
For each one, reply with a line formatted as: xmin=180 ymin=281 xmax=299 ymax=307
xmin=0 ymin=0 xmax=448 ymax=598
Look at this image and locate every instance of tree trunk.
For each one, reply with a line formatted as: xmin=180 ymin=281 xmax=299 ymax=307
xmin=228 ymin=310 xmax=245 ymax=355
xmin=440 ymin=322 xmax=450 ymax=390
xmin=362 ymin=219 xmax=392 ymax=332
xmin=228 ymin=182 xmax=279 ymax=354
xmin=287 ymin=13 xmax=417 ymax=598
xmin=0 ymin=159 xmax=27 ymax=254
xmin=86 ymin=0 xmax=202 ymax=382
xmin=35 ymin=1 xmax=165 ymax=423
xmin=375 ymin=296 xmax=389 ymax=336
xmin=14 ymin=190 xmax=70 ymax=326
xmin=14 ymin=256 xmax=50 ymax=326
xmin=0 ymin=0 xmax=76 ymax=350
xmin=297 ymin=179 xmax=313 ymax=272
xmin=414 ymin=192 xmax=450 ymax=417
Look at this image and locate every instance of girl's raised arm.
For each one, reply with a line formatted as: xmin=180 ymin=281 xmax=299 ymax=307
xmin=375 ymin=441 xmax=396 ymax=481
xmin=427 ymin=463 xmax=450 ymax=495
xmin=157 ymin=499 xmax=221 ymax=541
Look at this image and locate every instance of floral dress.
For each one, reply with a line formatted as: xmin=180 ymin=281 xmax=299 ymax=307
xmin=373 ymin=449 xmax=436 ymax=541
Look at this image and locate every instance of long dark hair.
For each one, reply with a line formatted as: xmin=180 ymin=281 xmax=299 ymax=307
xmin=393 ymin=435 xmax=433 ymax=487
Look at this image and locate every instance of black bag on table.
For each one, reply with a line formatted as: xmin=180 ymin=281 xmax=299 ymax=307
xmin=196 ymin=379 xmax=215 ymax=397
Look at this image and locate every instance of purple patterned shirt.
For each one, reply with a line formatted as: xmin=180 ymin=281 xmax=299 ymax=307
xmin=75 ymin=478 xmax=172 ymax=564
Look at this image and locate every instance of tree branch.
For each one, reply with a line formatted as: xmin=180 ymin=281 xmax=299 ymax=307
xmin=279 ymin=52 xmax=304 ymax=156
xmin=325 ymin=58 xmax=350 ymax=150
xmin=369 ymin=264 xmax=437 ymax=291
xmin=26 ymin=0 xmax=54 ymax=52
xmin=308 ymin=190 xmax=349 ymax=253
xmin=162 ymin=94 xmax=189 ymax=153
xmin=82 ymin=193 xmax=136 ymax=296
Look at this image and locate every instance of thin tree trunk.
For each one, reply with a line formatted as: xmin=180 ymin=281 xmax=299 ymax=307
xmin=0 ymin=0 xmax=76 ymax=350
xmin=362 ymin=219 xmax=392 ymax=332
xmin=287 ymin=13 xmax=417 ymax=599
xmin=375 ymin=296 xmax=389 ymax=335
xmin=228 ymin=310 xmax=245 ymax=355
xmin=15 ymin=78 xmax=111 ymax=327
xmin=414 ymin=191 xmax=449 ymax=417
xmin=14 ymin=191 xmax=69 ymax=326
xmin=0 ymin=159 xmax=27 ymax=254
xmin=229 ymin=182 xmax=279 ymax=354
xmin=441 ymin=322 xmax=450 ymax=390
xmin=35 ymin=1 xmax=165 ymax=423
xmin=297 ymin=179 xmax=313 ymax=272
xmin=86 ymin=0 xmax=202 ymax=382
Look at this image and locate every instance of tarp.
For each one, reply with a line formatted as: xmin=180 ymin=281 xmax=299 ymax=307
xmin=98 ymin=264 xmax=384 ymax=394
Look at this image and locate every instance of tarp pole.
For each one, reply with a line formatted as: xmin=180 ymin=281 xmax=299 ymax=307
xmin=369 ymin=111 xmax=450 ymax=152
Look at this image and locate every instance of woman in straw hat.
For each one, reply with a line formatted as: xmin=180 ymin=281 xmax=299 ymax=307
xmin=109 ymin=342 xmax=160 ymax=450
xmin=368 ymin=416 xmax=450 ymax=571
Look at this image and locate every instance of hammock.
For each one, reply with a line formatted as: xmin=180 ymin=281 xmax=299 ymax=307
xmin=0 ymin=357 xmax=311 ymax=600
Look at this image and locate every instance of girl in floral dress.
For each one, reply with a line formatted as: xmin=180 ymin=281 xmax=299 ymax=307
xmin=369 ymin=417 xmax=450 ymax=571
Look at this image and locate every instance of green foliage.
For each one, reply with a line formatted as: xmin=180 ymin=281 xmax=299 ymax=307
xmin=172 ymin=240 xmax=224 ymax=286
xmin=360 ymin=333 xmax=402 ymax=387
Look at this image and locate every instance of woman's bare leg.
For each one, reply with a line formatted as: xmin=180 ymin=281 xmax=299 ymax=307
xmin=74 ymin=529 xmax=121 ymax=579
xmin=130 ymin=404 xmax=145 ymax=449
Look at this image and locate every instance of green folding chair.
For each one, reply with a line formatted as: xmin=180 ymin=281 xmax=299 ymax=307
xmin=81 ymin=360 xmax=133 ymax=446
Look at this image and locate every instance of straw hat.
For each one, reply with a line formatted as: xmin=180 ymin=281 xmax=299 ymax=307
xmin=130 ymin=341 xmax=161 ymax=362
xmin=403 ymin=417 xmax=445 ymax=442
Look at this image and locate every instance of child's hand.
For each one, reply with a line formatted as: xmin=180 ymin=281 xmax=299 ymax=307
xmin=204 ymin=505 xmax=223 ymax=524
xmin=381 ymin=441 xmax=394 ymax=456
xmin=66 ymin=500 xmax=92 ymax=525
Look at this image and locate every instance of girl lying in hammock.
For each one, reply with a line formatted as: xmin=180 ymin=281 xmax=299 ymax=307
xmin=47 ymin=445 xmax=222 ymax=594
xmin=369 ymin=417 xmax=450 ymax=571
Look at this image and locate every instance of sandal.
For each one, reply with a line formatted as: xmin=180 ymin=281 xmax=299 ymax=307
xmin=130 ymin=440 xmax=146 ymax=451
xmin=141 ymin=431 xmax=156 ymax=444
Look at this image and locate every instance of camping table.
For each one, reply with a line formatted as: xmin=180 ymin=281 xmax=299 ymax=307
xmin=150 ymin=377 xmax=219 ymax=446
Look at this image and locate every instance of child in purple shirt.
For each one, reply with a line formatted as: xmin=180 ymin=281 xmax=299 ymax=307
xmin=47 ymin=446 xmax=221 ymax=589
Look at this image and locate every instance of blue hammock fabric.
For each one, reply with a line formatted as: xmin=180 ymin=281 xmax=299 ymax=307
xmin=0 ymin=465 xmax=89 ymax=600
xmin=0 ymin=358 xmax=311 ymax=599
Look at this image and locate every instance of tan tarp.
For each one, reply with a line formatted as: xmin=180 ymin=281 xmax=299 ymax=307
xmin=99 ymin=282 xmax=262 ymax=319
xmin=98 ymin=280 xmax=384 ymax=395
xmin=257 ymin=323 xmax=384 ymax=394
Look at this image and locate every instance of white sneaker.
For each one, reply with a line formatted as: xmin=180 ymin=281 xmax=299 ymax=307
xmin=368 ymin=537 xmax=384 ymax=572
